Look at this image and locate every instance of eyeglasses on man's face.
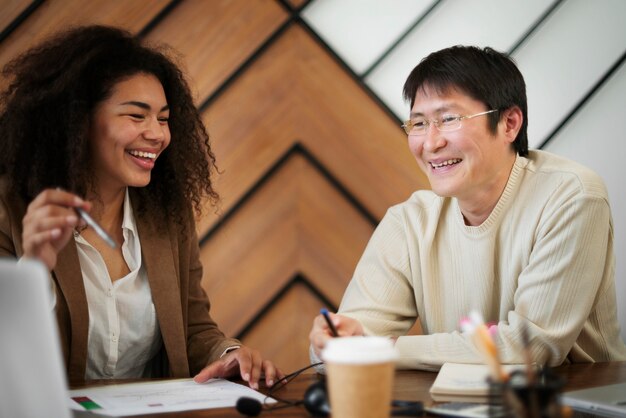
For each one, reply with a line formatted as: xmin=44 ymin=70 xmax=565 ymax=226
xmin=401 ymin=109 xmax=498 ymax=136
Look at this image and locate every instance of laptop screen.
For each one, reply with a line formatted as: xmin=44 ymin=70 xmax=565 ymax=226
xmin=0 ymin=259 xmax=71 ymax=418
xmin=561 ymin=382 xmax=626 ymax=418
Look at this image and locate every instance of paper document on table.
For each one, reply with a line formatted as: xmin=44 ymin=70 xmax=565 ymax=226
xmin=68 ymin=378 xmax=275 ymax=416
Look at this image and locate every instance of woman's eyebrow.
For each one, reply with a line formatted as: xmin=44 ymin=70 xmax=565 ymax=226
xmin=120 ymin=101 xmax=169 ymax=112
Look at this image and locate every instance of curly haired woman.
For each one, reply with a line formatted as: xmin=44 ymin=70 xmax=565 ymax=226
xmin=0 ymin=25 xmax=282 ymax=387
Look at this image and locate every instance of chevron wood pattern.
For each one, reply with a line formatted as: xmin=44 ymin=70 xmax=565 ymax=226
xmin=200 ymin=151 xmax=374 ymax=335
xmin=241 ymin=277 xmax=328 ymax=372
xmin=0 ymin=0 xmax=428 ymax=374
xmin=198 ymin=24 xmax=427 ymax=235
xmin=144 ymin=0 xmax=289 ymax=102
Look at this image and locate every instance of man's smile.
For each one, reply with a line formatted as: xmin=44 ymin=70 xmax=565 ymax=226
xmin=429 ymin=158 xmax=462 ymax=169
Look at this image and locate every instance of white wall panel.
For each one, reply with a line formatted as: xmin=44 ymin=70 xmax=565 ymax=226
xmin=513 ymin=0 xmax=626 ymax=149
xmin=545 ymin=63 xmax=626 ymax=340
xmin=364 ymin=0 xmax=554 ymax=118
xmin=301 ymin=0 xmax=436 ymax=75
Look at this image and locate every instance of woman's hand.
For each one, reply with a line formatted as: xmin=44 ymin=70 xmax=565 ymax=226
xmin=193 ymin=346 xmax=284 ymax=390
xmin=309 ymin=312 xmax=365 ymax=358
xmin=22 ymin=189 xmax=90 ymax=270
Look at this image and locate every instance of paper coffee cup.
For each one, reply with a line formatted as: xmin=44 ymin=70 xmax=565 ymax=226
xmin=322 ymin=336 xmax=397 ymax=418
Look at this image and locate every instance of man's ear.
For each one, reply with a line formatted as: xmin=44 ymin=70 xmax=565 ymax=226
xmin=501 ymin=106 xmax=523 ymax=144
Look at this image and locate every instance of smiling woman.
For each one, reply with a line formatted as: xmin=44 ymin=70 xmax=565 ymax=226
xmin=0 ymin=26 xmax=215 ymax=227
xmin=0 ymin=25 xmax=283 ymax=387
xmin=90 ymin=73 xmax=171 ymax=192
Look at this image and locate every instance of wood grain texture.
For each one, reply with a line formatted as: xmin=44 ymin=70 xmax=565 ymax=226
xmin=144 ymin=0 xmax=288 ymax=102
xmin=197 ymin=24 xmax=427 ymax=235
xmin=201 ymin=153 xmax=374 ymax=337
xmin=0 ymin=0 xmax=32 ymax=36
xmin=0 ymin=0 xmax=170 ymax=81
xmin=240 ymin=280 xmax=323 ymax=371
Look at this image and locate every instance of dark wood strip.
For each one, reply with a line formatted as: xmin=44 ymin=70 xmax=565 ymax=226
xmin=0 ymin=0 xmax=43 ymax=43
xmin=538 ymin=49 xmax=626 ymax=149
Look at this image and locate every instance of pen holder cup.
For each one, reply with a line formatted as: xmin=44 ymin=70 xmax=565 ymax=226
xmin=488 ymin=369 xmax=565 ymax=418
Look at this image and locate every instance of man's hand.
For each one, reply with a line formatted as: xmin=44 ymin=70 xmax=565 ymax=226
xmin=309 ymin=312 xmax=364 ymax=357
xmin=193 ymin=346 xmax=284 ymax=390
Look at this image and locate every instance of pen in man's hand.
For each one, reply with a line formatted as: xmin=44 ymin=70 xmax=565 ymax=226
xmin=320 ymin=308 xmax=339 ymax=337
xmin=75 ymin=207 xmax=117 ymax=249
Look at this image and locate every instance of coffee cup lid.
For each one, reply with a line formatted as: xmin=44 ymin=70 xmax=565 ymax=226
xmin=322 ymin=336 xmax=397 ymax=364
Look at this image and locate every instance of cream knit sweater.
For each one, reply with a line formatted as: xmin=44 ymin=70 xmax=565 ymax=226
xmin=339 ymin=150 xmax=626 ymax=369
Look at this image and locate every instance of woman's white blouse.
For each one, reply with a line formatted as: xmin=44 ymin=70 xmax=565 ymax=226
xmin=74 ymin=189 xmax=161 ymax=379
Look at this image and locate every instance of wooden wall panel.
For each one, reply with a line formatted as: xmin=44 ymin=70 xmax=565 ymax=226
xmin=0 ymin=0 xmax=32 ymax=35
xmin=294 ymin=25 xmax=423 ymax=214
xmin=0 ymin=0 xmax=170 ymax=72
xmin=145 ymin=0 xmax=288 ymax=102
xmin=241 ymin=281 xmax=323 ymax=372
xmin=297 ymin=156 xmax=374 ymax=302
xmin=197 ymin=34 xmax=302 ymax=233
xmin=197 ymin=24 xmax=427 ymax=234
xmin=201 ymin=157 xmax=300 ymax=335
xmin=284 ymin=0 xmax=309 ymax=10
xmin=200 ymin=153 xmax=374 ymax=337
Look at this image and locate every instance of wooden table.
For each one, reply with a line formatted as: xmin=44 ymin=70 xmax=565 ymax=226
xmin=73 ymin=362 xmax=626 ymax=417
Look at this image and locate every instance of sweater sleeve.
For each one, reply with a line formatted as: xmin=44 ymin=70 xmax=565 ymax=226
xmin=339 ymin=207 xmax=480 ymax=369
xmin=498 ymin=194 xmax=615 ymax=364
xmin=400 ymin=194 xmax=619 ymax=368
xmin=341 ymin=194 xmax=623 ymax=369
xmin=339 ymin=208 xmax=420 ymax=339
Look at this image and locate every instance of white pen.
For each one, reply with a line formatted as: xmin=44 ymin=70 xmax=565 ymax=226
xmin=75 ymin=207 xmax=117 ymax=249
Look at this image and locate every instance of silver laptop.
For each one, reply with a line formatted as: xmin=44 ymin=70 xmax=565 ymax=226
xmin=561 ymin=382 xmax=626 ymax=418
xmin=0 ymin=258 xmax=72 ymax=418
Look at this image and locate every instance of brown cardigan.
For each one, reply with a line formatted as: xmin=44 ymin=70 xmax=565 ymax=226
xmin=0 ymin=180 xmax=240 ymax=382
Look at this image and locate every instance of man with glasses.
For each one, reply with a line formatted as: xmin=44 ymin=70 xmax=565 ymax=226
xmin=310 ymin=45 xmax=626 ymax=368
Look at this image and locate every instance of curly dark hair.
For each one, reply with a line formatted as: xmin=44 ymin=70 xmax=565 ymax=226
xmin=0 ymin=25 xmax=218 ymax=225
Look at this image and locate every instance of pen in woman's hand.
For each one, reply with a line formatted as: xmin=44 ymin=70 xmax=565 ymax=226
xmin=56 ymin=187 xmax=117 ymax=249
xmin=75 ymin=207 xmax=117 ymax=249
xmin=320 ymin=308 xmax=339 ymax=337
